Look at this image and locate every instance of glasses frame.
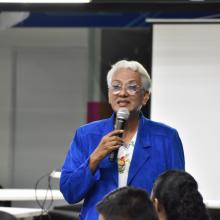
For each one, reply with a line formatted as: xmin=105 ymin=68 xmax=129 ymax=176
xmin=109 ymin=82 xmax=143 ymax=95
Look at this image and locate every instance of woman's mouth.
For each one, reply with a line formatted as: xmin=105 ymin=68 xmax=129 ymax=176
xmin=117 ymin=100 xmax=130 ymax=107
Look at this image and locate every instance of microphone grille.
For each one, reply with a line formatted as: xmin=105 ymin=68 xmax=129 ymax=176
xmin=117 ymin=108 xmax=130 ymax=120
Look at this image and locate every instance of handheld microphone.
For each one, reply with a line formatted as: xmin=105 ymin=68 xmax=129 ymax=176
xmin=109 ymin=108 xmax=130 ymax=162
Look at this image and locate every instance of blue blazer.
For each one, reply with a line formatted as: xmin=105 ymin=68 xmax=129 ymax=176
xmin=60 ymin=114 xmax=185 ymax=220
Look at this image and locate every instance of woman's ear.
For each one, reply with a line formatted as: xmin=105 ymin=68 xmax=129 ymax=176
xmin=153 ymin=198 xmax=167 ymax=220
xmin=153 ymin=198 xmax=160 ymax=212
xmin=99 ymin=214 xmax=106 ymax=220
xmin=108 ymin=90 xmax=112 ymax=105
xmin=142 ymin=91 xmax=150 ymax=106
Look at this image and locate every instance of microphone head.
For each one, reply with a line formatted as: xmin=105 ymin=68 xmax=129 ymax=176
xmin=117 ymin=108 xmax=130 ymax=120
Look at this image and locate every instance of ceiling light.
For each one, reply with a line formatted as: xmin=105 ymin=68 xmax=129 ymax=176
xmin=0 ymin=0 xmax=91 ymax=3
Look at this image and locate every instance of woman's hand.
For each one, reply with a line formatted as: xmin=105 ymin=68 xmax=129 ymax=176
xmin=89 ymin=130 xmax=124 ymax=173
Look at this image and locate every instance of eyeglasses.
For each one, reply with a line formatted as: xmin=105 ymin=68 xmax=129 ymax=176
xmin=110 ymin=82 xmax=143 ymax=95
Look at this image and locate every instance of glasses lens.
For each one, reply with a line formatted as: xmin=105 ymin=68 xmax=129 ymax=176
xmin=111 ymin=84 xmax=121 ymax=94
xmin=127 ymin=84 xmax=138 ymax=95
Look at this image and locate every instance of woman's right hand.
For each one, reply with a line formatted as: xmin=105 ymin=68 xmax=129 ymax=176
xmin=89 ymin=130 xmax=124 ymax=173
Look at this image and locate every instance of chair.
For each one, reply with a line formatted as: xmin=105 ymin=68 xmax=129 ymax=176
xmin=0 ymin=211 xmax=16 ymax=220
xmin=34 ymin=203 xmax=82 ymax=220
xmin=33 ymin=210 xmax=79 ymax=220
xmin=208 ymin=208 xmax=220 ymax=220
xmin=54 ymin=203 xmax=82 ymax=212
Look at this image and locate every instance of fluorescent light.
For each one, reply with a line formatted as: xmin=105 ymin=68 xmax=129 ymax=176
xmin=0 ymin=0 xmax=91 ymax=3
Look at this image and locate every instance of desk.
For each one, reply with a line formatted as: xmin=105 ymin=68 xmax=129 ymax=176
xmin=0 ymin=189 xmax=64 ymax=201
xmin=0 ymin=207 xmax=44 ymax=218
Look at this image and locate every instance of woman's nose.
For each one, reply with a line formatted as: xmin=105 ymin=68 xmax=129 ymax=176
xmin=118 ymin=86 xmax=128 ymax=96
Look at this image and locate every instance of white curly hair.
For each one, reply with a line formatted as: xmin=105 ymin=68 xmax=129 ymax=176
xmin=107 ymin=60 xmax=151 ymax=93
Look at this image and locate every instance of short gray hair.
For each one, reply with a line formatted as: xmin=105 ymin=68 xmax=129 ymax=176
xmin=107 ymin=60 xmax=151 ymax=93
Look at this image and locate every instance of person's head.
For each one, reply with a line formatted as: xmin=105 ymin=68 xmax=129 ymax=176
xmin=96 ymin=186 xmax=158 ymax=220
xmin=107 ymin=60 xmax=151 ymax=116
xmin=151 ymin=170 xmax=210 ymax=220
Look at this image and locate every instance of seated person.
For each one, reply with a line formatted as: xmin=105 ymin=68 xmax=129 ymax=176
xmin=151 ymin=170 xmax=210 ymax=220
xmin=96 ymin=186 xmax=159 ymax=220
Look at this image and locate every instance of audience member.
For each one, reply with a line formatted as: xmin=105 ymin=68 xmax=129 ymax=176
xmin=97 ymin=186 xmax=159 ymax=220
xmin=151 ymin=170 xmax=210 ymax=220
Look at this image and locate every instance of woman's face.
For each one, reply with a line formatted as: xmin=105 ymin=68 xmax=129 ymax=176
xmin=108 ymin=68 xmax=149 ymax=115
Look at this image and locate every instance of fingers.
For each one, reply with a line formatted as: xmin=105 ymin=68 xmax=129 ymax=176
xmin=108 ymin=129 xmax=124 ymax=137
xmin=90 ymin=130 xmax=124 ymax=163
xmin=89 ymin=135 xmax=122 ymax=172
xmin=102 ymin=133 xmax=123 ymax=148
xmin=108 ymin=135 xmax=123 ymax=143
xmin=105 ymin=139 xmax=123 ymax=150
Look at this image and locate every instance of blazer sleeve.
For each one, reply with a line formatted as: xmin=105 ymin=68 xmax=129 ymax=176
xmin=60 ymin=128 xmax=101 ymax=204
xmin=167 ymin=129 xmax=185 ymax=170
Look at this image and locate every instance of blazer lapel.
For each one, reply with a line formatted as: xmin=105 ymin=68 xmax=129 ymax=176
xmin=127 ymin=116 xmax=152 ymax=185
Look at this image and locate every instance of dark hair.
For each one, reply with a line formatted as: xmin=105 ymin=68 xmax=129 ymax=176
xmin=96 ymin=186 xmax=158 ymax=220
xmin=151 ymin=170 xmax=210 ymax=220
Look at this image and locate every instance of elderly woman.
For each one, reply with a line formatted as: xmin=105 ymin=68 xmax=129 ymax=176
xmin=60 ymin=60 xmax=185 ymax=220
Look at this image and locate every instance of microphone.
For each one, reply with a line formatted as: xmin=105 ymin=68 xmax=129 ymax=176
xmin=109 ymin=108 xmax=130 ymax=162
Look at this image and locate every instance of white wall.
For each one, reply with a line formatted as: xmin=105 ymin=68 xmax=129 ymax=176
xmin=151 ymin=24 xmax=220 ymax=200
xmin=0 ymin=28 xmax=89 ymax=188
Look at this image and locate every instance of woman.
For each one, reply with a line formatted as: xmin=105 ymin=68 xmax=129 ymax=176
xmin=151 ymin=170 xmax=210 ymax=220
xmin=60 ymin=60 xmax=185 ymax=220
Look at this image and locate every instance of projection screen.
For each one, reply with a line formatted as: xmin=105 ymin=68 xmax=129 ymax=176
xmin=151 ymin=23 xmax=220 ymax=200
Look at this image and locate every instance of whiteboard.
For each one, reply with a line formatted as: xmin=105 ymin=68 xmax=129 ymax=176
xmin=151 ymin=24 xmax=220 ymax=200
